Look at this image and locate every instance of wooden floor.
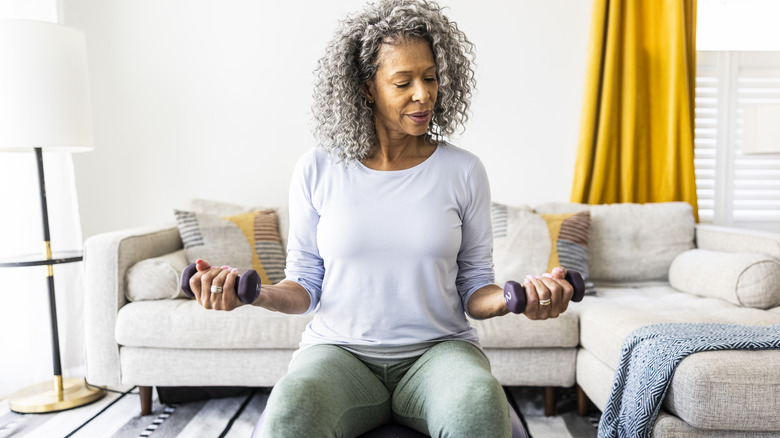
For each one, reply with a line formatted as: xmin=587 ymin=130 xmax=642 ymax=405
xmin=0 ymin=385 xmax=140 ymax=438
xmin=0 ymin=385 xmax=599 ymax=437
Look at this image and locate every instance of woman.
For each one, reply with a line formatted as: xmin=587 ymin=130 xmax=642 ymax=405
xmin=190 ymin=1 xmax=574 ymax=436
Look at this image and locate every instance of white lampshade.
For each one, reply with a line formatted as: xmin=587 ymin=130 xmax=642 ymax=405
xmin=0 ymin=19 xmax=93 ymax=152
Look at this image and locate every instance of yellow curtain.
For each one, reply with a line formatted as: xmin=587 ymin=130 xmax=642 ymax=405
xmin=571 ymin=0 xmax=699 ymax=221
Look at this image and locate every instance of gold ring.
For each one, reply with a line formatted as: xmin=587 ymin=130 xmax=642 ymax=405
xmin=539 ymin=299 xmax=552 ymax=306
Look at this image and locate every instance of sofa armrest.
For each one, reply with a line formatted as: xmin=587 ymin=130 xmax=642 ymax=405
xmin=83 ymin=223 xmax=182 ymax=385
xmin=695 ymin=224 xmax=780 ymax=259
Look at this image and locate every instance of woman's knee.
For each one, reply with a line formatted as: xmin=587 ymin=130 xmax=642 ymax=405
xmin=394 ymin=352 xmax=510 ymax=437
xmin=261 ymin=374 xmax=326 ymax=434
xmin=262 ymin=349 xmax=392 ymax=437
xmin=444 ymin=372 xmax=506 ymax=414
xmin=433 ymin=381 xmax=510 ymax=437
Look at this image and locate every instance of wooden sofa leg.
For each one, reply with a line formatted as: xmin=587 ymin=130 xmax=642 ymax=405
xmin=576 ymin=385 xmax=588 ymax=416
xmin=140 ymin=386 xmax=153 ymax=416
xmin=544 ymin=386 xmax=556 ymax=416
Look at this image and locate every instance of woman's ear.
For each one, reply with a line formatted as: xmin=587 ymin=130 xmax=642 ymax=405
xmin=362 ymin=82 xmax=375 ymax=104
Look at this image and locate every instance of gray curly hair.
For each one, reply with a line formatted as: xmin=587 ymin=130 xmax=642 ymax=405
xmin=311 ymin=0 xmax=477 ymax=163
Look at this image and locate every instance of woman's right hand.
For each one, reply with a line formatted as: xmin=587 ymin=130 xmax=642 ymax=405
xmin=188 ymin=259 xmax=245 ymax=311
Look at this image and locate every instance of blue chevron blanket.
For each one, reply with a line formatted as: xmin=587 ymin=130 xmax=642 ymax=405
xmin=597 ymin=323 xmax=780 ymax=438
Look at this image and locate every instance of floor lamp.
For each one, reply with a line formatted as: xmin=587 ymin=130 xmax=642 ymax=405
xmin=0 ymin=19 xmax=104 ymax=413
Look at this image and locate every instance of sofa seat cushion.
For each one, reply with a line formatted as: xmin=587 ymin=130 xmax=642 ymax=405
xmin=577 ymin=286 xmax=780 ymax=431
xmin=653 ymin=410 xmax=780 ymax=438
xmin=116 ymin=300 xmax=313 ymax=349
xmin=116 ymin=300 xmax=574 ymax=351
xmin=663 ymin=350 xmax=780 ymax=431
xmin=470 ymin=311 xmax=579 ymax=348
xmin=575 ymin=286 xmax=780 ymax=368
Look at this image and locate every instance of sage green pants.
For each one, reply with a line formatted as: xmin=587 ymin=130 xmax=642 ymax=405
xmin=259 ymin=340 xmax=511 ymax=437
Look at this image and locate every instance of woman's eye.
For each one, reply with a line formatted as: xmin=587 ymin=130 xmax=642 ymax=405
xmin=395 ymin=83 xmax=410 ymax=88
xmin=425 ymin=77 xmax=437 ymax=82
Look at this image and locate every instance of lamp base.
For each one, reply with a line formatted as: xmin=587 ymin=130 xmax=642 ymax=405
xmin=9 ymin=377 xmax=105 ymax=413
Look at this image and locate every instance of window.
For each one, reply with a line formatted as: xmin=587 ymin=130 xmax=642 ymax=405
xmin=694 ymin=51 xmax=780 ymax=232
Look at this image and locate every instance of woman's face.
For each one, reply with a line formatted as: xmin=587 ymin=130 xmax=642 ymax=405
xmin=365 ymin=38 xmax=438 ymax=141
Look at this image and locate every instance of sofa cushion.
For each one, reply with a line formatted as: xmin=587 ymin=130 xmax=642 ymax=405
xmin=126 ymin=249 xmax=189 ymax=301
xmin=116 ymin=300 xmax=312 ymax=349
xmin=116 ymin=300 xmax=577 ymax=352
xmin=669 ymin=249 xmax=780 ymax=309
xmin=486 ymin=349 xmax=576 ymax=387
xmin=575 ymin=286 xmax=780 ymax=369
xmin=534 ymin=202 xmax=695 ymax=282
xmin=576 ymin=287 xmax=780 ymax=431
xmin=653 ymin=410 xmax=780 ymax=437
xmin=470 ymin=312 xmax=579 ymax=349
xmin=174 ymin=208 xmax=286 ymax=285
xmin=491 ymin=203 xmax=591 ymax=286
xmin=663 ymin=350 xmax=780 ymax=431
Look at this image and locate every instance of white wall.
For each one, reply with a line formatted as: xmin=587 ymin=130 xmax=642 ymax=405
xmin=61 ymin=0 xmax=592 ymax=238
xmin=698 ymin=0 xmax=780 ymax=50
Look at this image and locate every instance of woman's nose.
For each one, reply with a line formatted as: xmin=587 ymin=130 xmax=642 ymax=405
xmin=412 ymin=80 xmax=430 ymax=102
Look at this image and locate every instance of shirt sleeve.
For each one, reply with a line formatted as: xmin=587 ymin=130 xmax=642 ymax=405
xmin=457 ymin=157 xmax=496 ymax=318
xmin=284 ymin=150 xmax=324 ymax=314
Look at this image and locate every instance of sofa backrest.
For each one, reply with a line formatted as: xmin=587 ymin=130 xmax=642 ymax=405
xmin=695 ymin=224 xmax=780 ymax=259
xmin=186 ymin=199 xmax=697 ymax=284
xmin=534 ymin=202 xmax=696 ymax=283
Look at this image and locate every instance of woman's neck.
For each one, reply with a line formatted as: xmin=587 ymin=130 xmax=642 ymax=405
xmin=362 ymin=136 xmax=437 ymax=171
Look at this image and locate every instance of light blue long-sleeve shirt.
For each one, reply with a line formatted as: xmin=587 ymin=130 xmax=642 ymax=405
xmin=284 ymin=142 xmax=495 ymax=361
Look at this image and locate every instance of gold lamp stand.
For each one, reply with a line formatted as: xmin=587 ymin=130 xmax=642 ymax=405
xmin=7 ymin=148 xmax=104 ymax=413
xmin=9 ymin=377 xmax=105 ymax=414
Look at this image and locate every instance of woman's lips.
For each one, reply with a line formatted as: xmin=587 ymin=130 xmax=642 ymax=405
xmin=407 ymin=111 xmax=431 ymax=124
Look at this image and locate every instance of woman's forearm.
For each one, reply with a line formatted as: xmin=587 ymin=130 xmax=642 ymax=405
xmin=467 ymin=284 xmax=509 ymax=320
xmin=254 ymin=280 xmax=312 ymax=314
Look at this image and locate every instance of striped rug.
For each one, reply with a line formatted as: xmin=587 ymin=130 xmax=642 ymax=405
xmin=0 ymin=386 xmax=598 ymax=437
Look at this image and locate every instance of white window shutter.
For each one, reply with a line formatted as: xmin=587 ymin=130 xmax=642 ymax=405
xmin=695 ymin=51 xmax=780 ymax=232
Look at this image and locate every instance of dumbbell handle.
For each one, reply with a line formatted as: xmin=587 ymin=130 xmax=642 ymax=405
xmin=180 ymin=263 xmax=261 ymax=304
xmin=504 ymin=270 xmax=585 ymax=314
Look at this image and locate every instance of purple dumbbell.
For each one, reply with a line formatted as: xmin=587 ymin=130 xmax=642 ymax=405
xmin=504 ymin=270 xmax=586 ymax=314
xmin=180 ymin=263 xmax=261 ymax=304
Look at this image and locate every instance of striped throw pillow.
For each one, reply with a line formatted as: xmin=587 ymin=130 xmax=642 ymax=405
xmin=174 ymin=209 xmax=286 ymax=285
xmin=540 ymin=211 xmax=590 ymax=277
xmin=491 ymin=203 xmax=591 ymax=290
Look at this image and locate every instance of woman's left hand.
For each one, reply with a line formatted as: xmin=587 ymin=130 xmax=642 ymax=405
xmin=521 ymin=266 xmax=574 ymax=320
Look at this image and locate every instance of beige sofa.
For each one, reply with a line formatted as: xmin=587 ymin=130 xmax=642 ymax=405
xmin=83 ymin=200 xmax=780 ymax=436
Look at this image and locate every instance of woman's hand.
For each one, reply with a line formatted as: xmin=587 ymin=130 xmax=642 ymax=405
xmin=467 ymin=266 xmax=575 ymax=320
xmin=521 ymin=266 xmax=574 ymax=320
xmin=188 ymin=259 xmax=245 ymax=311
xmin=188 ymin=259 xmax=313 ymax=314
